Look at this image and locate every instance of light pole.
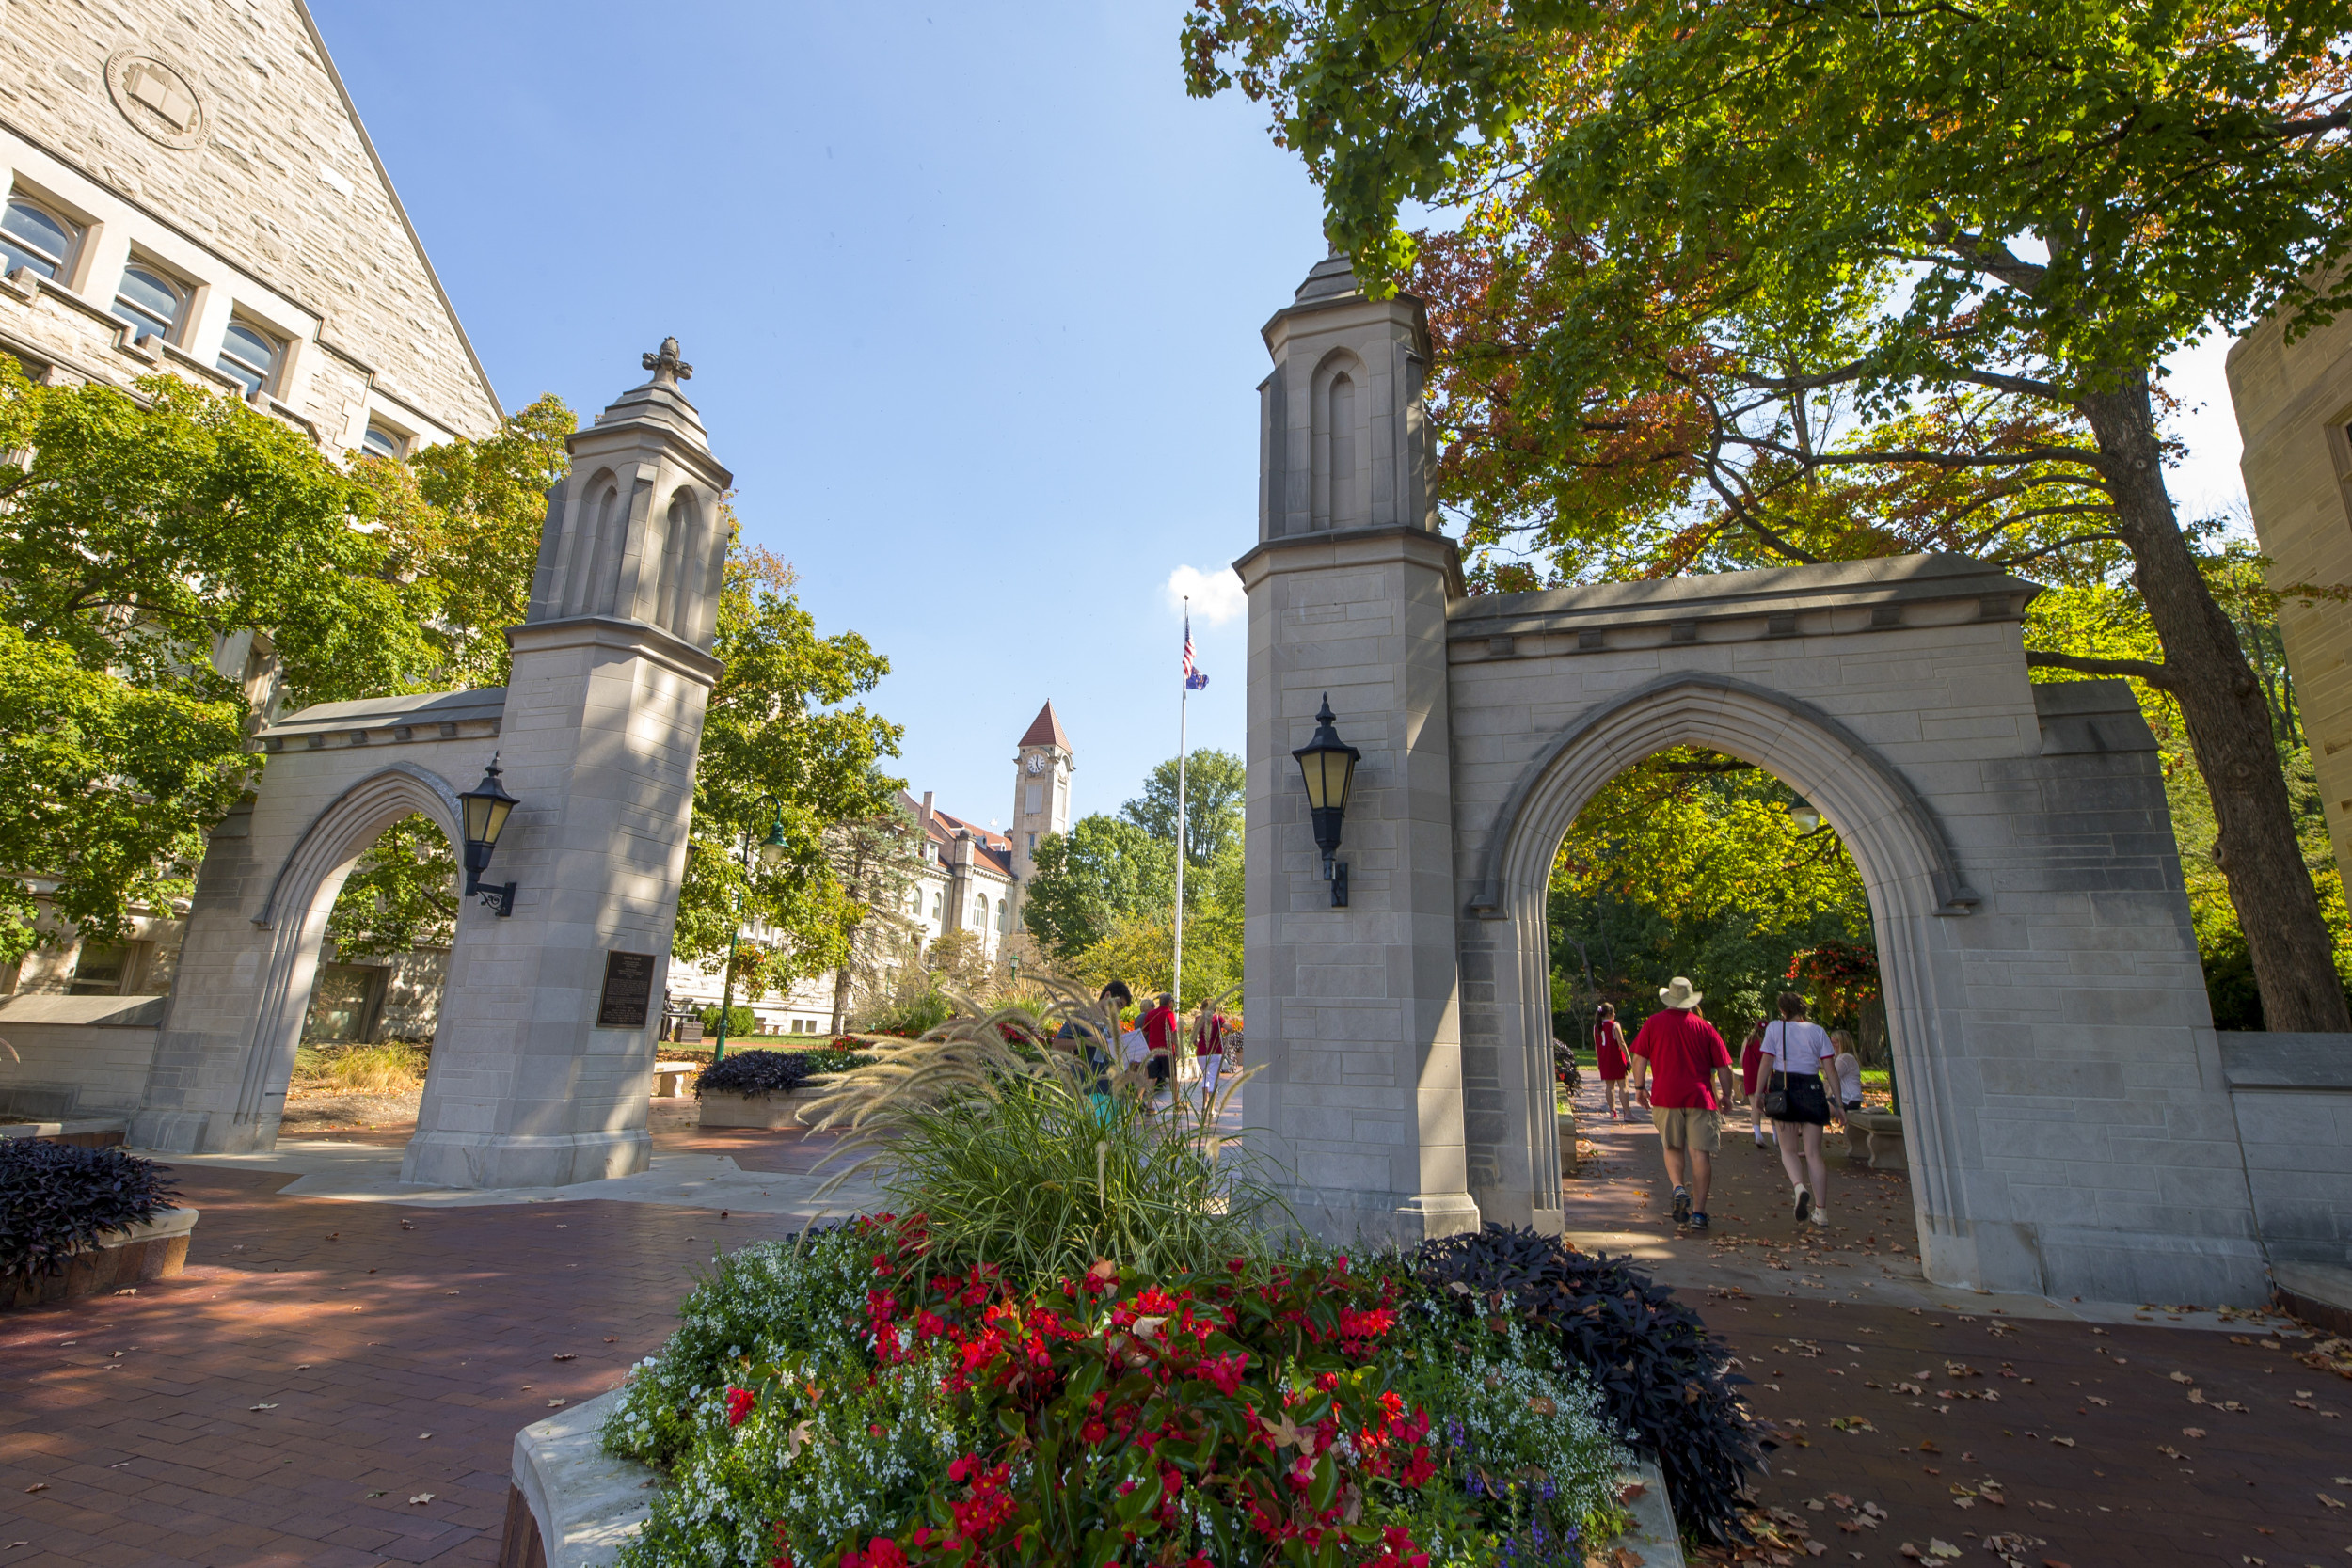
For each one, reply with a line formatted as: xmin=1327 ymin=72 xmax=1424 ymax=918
xmin=711 ymin=802 xmax=788 ymax=1064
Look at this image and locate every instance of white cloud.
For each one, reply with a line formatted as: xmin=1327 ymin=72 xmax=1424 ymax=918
xmin=1166 ymin=564 xmax=1247 ymax=626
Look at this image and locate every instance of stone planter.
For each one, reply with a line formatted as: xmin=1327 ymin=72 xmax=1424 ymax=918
xmin=500 ymin=1390 xmax=1684 ymax=1568
xmin=1845 ymin=1110 xmax=1907 ymax=1172
xmin=1556 ymin=1110 xmax=1579 ymax=1176
xmin=5 ymin=1206 xmax=199 ymax=1311
xmin=696 ymin=1087 xmax=815 ymax=1130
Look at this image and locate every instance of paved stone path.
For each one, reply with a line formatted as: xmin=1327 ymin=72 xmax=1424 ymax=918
xmin=1561 ymin=1077 xmax=2351 ymax=1567
xmin=5 ymin=1092 xmax=2346 ymax=1568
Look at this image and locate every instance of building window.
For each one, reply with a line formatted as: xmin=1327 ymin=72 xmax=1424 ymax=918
xmin=1027 ymin=832 xmax=1036 ymax=854
xmin=996 ymin=898 xmax=1008 ymax=933
xmin=932 ymin=890 xmax=943 ymax=919
xmin=217 ymin=319 xmax=281 ymax=399
xmin=0 ymin=197 xmax=79 ymax=281
xmin=112 ymin=262 xmax=186 ymax=344
xmin=974 ymin=895 xmax=987 ymax=927
xmin=360 ymin=422 xmax=406 ymax=461
xmin=68 ymin=942 xmax=129 ymax=995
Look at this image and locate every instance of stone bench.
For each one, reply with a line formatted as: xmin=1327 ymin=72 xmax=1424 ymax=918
xmin=1843 ymin=1110 xmax=1906 ymax=1172
xmin=650 ymin=1062 xmax=701 ymax=1099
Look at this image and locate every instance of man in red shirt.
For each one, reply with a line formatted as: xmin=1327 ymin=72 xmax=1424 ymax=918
xmin=1139 ymin=992 xmax=1179 ymax=1098
xmin=1630 ymin=975 xmax=1740 ymax=1232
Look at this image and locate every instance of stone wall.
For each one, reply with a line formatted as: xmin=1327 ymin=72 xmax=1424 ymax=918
xmin=0 ymin=0 xmax=498 ymax=443
xmin=2218 ymin=1033 xmax=2352 ymax=1266
xmin=2225 ymin=303 xmax=2352 ymax=901
xmin=0 ymin=995 xmax=166 ymax=1119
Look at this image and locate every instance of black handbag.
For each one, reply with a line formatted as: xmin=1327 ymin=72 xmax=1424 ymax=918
xmin=1759 ymin=1021 xmax=1792 ymax=1119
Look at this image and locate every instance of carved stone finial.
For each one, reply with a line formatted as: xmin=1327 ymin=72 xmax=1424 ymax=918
xmin=640 ymin=337 xmax=692 ymax=388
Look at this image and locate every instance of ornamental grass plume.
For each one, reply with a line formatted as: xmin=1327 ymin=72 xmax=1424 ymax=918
xmin=799 ymin=980 xmax=1282 ymax=1280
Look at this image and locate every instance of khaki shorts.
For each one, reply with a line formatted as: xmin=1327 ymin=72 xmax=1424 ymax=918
xmin=1651 ymin=1106 xmax=1723 ymax=1153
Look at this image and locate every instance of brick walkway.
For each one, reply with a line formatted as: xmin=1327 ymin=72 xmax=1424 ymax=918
xmin=0 ymin=1107 xmax=843 ymax=1568
xmin=1563 ymin=1080 xmax=2352 ymax=1567
xmin=5 ymin=1098 xmax=2345 ymax=1567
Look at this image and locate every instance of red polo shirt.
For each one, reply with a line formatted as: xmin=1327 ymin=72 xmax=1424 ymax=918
xmin=1631 ymin=1009 xmax=1732 ymax=1109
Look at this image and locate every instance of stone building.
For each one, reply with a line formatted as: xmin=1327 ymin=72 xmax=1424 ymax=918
xmin=0 ymin=0 xmax=500 ymax=1041
xmin=2225 ymin=304 xmax=2352 ymax=897
xmin=667 ymin=703 xmax=1074 ymax=1036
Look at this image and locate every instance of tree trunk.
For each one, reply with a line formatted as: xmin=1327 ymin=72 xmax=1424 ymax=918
xmin=832 ymin=961 xmax=851 ymax=1037
xmin=2080 ymin=383 xmax=2349 ymax=1032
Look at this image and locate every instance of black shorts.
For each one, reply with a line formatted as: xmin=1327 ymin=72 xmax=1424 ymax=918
xmin=1147 ymin=1053 xmax=1170 ymax=1084
xmin=1772 ymin=1072 xmax=1834 ymax=1127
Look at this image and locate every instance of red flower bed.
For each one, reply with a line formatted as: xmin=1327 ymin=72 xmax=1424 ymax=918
xmin=750 ymin=1217 xmax=1440 ymax=1568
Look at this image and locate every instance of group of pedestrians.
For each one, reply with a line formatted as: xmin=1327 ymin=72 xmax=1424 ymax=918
xmin=1057 ymin=981 xmax=1233 ymax=1111
xmin=1589 ymin=977 xmax=1862 ymax=1231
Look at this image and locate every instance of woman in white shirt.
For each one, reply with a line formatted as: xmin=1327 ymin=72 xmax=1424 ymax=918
xmin=1759 ymin=991 xmax=1843 ymax=1227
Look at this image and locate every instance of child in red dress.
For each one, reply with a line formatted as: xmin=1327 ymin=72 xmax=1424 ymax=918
xmin=1594 ymin=1003 xmax=1632 ymax=1119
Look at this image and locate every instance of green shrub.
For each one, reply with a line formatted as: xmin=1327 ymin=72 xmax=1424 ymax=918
xmin=857 ymin=986 xmax=954 ymax=1039
xmin=699 ymin=1004 xmax=758 ymax=1037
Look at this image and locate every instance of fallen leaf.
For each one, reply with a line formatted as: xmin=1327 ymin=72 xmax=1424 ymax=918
xmin=2182 ymin=1427 xmax=2206 ymax=1439
xmin=1261 ymin=1411 xmax=1308 ymax=1449
xmin=2169 ymin=1371 xmax=2194 ymax=1384
xmin=407 ymin=1493 xmax=434 ymax=1506
xmin=1618 ymin=1481 xmax=1648 ymax=1504
xmin=2045 ymin=1437 xmax=2074 ymax=1448
xmin=417 ymin=1433 xmax=432 ymax=1440
xmin=551 ymin=1353 xmax=577 ymax=1362
xmin=2319 ymin=1494 xmax=2344 ymax=1510
xmin=22 ymin=1484 xmax=46 ymax=1495
xmin=248 ymin=1403 xmax=278 ymax=1412
xmin=1527 ymin=1396 xmax=1556 ymax=1415
xmin=365 ymin=1490 xmax=387 ymax=1498
xmin=547 ymin=1398 xmax=566 ymax=1408
xmin=2158 ymin=1446 xmax=2184 ymax=1459
xmin=1928 ymin=1540 xmax=1960 ymax=1560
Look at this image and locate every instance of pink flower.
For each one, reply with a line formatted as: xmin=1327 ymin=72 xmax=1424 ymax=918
xmin=724 ymin=1387 xmax=755 ymax=1427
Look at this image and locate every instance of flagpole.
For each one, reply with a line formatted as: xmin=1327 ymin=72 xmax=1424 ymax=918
xmin=1172 ymin=601 xmax=1189 ymax=1011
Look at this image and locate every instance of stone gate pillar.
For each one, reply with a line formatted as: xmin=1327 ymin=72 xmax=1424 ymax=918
xmin=1235 ymin=257 xmax=1483 ymax=1243
xmin=400 ymin=341 xmax=731 ymax=1188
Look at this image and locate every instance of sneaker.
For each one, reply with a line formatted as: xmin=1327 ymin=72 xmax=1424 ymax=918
xmin=1792 ymin=1184 xmax=1813 ymax=1224
xmin=1688 ymin=1212 xmax=1709 ymax=1232
xmin=1672 ymin=1186 xmax=1692 ymax=1225
xmin=1809 ymin=1206 xmax=1830 ymax=1227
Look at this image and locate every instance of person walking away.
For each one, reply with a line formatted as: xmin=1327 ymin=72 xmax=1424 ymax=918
xmin=1594 ymin=1004 xmax=1632 ymax=1119
xmin=1193 ymin=1006 xmax=1227 ymax=1106
xmin=1760 ymin=992 xmax=1844 ymax=1225
xmin=1629 ymin=976 xmax=1738 ymax=1231
xmin=1140 ymin=992 xmax=1178 ymax=1101
xmin=1829 ymin=1030 xmax=1866 ymax=1110
xmin=1056 ymin=980 xmax=1130 ymax=1115
xmin=1740 ymin=1021 xmax=1772 ymax=1148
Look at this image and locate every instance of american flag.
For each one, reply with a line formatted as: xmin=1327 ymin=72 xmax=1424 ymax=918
xmin=1183 ymin=612 xmax=1208 ymax=690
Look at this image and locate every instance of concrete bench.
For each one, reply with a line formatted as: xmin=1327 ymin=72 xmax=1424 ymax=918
xmin=650 ymin=1062 xmax=702 ymax=1099
xmin=1845 ymin=1110 xmax=1906 ymax=1171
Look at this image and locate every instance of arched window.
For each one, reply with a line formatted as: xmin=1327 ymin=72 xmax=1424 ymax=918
xmin=1327 ymin=372 xmax=1357 ymax=525
xmin=995 ymin=898 xmax=1008 ymax=933
xmin=360 ymin=423 xmax=405 ymax=461
xmin=931 ymin=889 xmax=942 ymax=920
xmin=0 ymin=198 xmax=79 ymax=280
xmin=217 ymin=319 xmax=280 ymax=399
xmin=112 ymin=263 xmax=185 ymax=343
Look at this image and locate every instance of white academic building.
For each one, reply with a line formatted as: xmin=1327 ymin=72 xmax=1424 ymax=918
xmin=667 ymin=703 xmax=1076 ymax=1036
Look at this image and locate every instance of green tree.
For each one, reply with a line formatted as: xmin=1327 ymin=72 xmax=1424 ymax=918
xmin=1023 ymin=816 xmax=1176 ymax=959
xmin=0 ymin=363 xmax=420 ymax=963
xmin=673 ymin=547 xmax=904 ymax=999
xmin=0 ymin=626 xmax=249 ymax=960
xmin=1549 ymin=748 xmax=1872 ymax=1034
xmin=823 ymin=804 xmax=928 ymax=1033
xmin=1119 ymin=749 xmax=1248 ymax=865
xmin=1185 ymin=0 xmax=2352 ymax=1028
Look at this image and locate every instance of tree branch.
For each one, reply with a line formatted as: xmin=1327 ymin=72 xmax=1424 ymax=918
xmin=2025 ymin=647 xmax=2175 ymax=691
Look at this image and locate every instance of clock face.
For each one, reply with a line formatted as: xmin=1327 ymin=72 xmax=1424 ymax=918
xmin=1025 ymin=752 xmax=1046 ymax=776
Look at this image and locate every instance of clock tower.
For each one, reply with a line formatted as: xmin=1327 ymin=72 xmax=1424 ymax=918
xmin=1009 ymin=700 xmax=1073 ymax=893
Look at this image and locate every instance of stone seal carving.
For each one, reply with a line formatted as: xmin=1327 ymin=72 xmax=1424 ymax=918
xmin=105 ymin=48 xmax=211 ymax=150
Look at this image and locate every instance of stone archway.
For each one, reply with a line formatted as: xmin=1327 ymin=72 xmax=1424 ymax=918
xmin=1464 ymin=673 xmax=1977 ymax=1277
xmin=1236 ymin=253 xmax=2269 ymax=1306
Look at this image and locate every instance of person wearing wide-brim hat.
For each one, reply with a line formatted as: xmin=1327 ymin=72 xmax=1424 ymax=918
xmin=1629 ymin=975 xmax=1740 ymax=1232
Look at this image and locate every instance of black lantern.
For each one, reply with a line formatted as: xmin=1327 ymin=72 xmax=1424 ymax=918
xmin=458 ymin=754 xmax=520 ymax=917
xmin=1292 ymin=694 xmax=1361 ymax=908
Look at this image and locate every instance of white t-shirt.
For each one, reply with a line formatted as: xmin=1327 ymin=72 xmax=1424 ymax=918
xmin=1760 ymin=1019 xmax=1835 ymax=1077
xmin=1834 ymin=1053 xmax=1864 ymax=1102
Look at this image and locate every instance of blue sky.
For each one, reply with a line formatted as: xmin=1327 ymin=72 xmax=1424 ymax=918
xmin=309 ymin=1 xmax=1316 ymax=832
xmin=308 ymin=2 xmax=2253 ymax=831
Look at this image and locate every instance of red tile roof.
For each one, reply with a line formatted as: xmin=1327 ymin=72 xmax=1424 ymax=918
xmin=1017 ymin=700 xmax=1071 ymax=752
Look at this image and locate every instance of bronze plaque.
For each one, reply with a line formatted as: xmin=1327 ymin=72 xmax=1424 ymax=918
xmin=596 ymin=951 xmax=656 ymax=1027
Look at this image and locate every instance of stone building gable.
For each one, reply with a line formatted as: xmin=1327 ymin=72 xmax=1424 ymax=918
xmin=0 ymin=0 xmax=500 ymax=437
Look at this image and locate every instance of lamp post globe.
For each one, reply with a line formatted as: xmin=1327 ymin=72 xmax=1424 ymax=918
xmin=756 ymin=813 xmax=788 ymax=870
xmin=1292 ymin=695 xmax=1361 ymax=906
